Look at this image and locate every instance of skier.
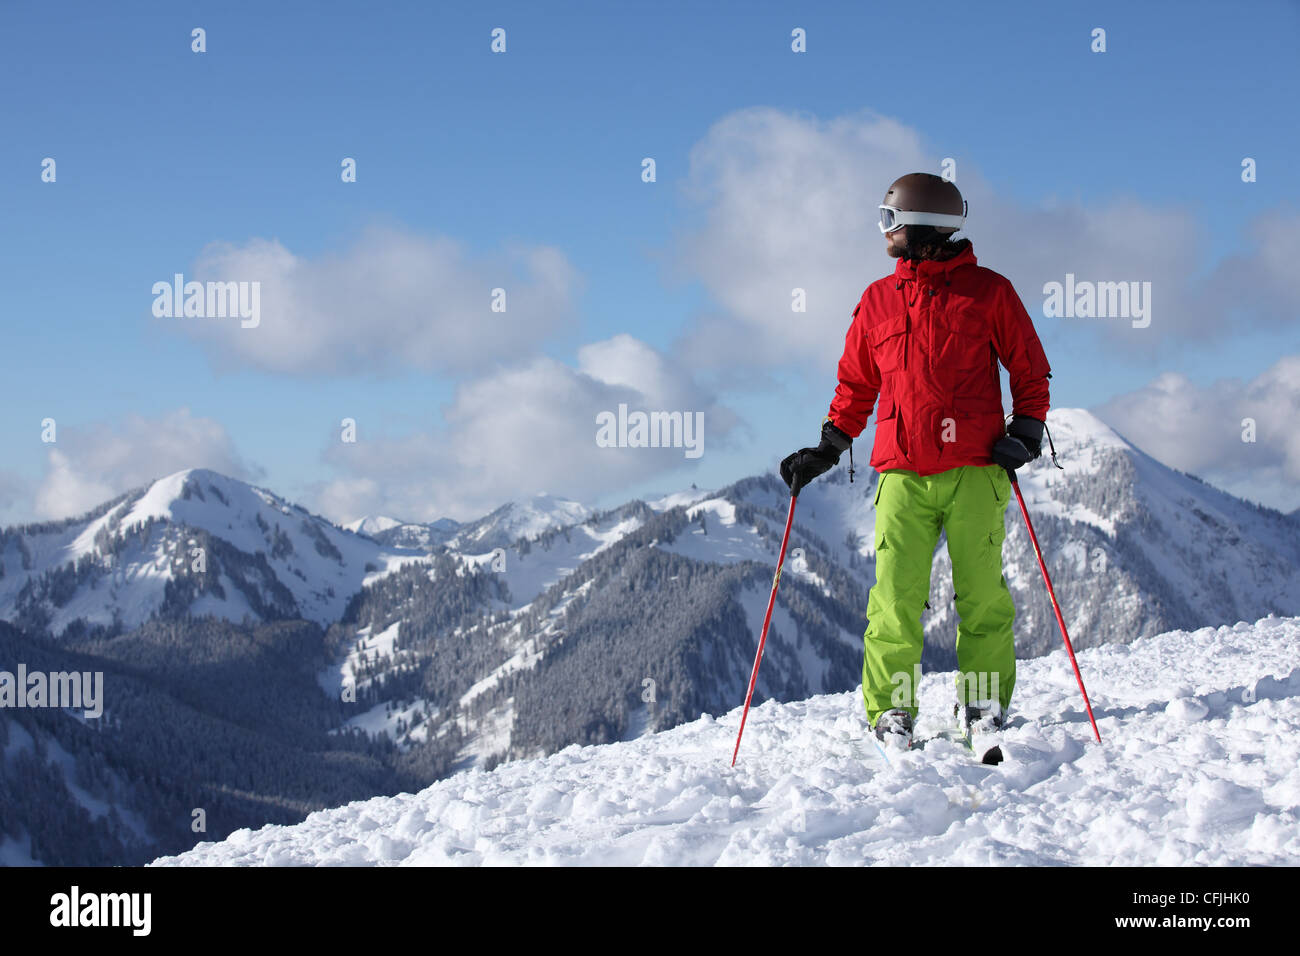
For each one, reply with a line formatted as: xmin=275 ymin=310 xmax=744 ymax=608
xmin=779 ymin=173 xmax=1052 ymax=753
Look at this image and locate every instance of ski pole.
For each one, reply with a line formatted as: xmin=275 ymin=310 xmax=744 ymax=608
xmin=1006 ymin=468 xmax=1102 ymax=743
xmin=730 ymin=491 xmax=799 ymax=766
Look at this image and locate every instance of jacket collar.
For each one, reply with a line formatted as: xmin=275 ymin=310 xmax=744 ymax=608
xmin=892 ymin=240 xmax=977 ymax=283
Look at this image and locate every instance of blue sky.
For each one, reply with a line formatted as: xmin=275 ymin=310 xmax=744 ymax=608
xmin=2 ymin=0 xmax=1298 ymax=524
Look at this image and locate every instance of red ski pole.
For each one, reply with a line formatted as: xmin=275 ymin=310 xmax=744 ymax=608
xmin=1007 ymin=469 xmax=1102 ymax=743
xmin=730 ymin=492 xmax=799 ymax=766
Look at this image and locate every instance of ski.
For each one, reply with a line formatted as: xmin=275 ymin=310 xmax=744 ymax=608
xmin=903 ymin=726 xmax=1001 ymax=764
xmin=963 ymin=732 xmax=1004 ymax=766
xmin=956 ymin=702 xmax=1006 ymax=765
xmin=875 ymin=706 xmax=1005 ymax=765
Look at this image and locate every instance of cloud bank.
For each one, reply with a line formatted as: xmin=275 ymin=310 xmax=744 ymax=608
xmin=31 ymin=408 xmax=262 ymax=522
xmin=314 ymin=334 xmax=738 ymax=522
xmin=171 ymin=227 xmax=581 ymax=377
xmin=1093 ymin=354 xmax=1300 ymax=510
xmin=674 ymin=108 xmax=1298 ymax=371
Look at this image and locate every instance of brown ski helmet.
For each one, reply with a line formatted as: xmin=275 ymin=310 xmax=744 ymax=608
xmin=879 ymin=173 xmax=967 ymax=235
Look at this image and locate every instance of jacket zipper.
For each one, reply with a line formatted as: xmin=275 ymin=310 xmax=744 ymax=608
xmin=904 ymin=311 xmax=910 ymax=370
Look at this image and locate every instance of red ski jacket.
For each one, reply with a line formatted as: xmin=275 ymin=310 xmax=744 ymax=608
xmin=828 ymin=242 xmax=1051 ymax=475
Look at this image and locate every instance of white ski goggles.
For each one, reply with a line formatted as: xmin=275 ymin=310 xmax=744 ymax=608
xmin=878 ymin=201 xmax=968 ymax=234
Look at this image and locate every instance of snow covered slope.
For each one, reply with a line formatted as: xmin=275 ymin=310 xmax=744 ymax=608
xmin=153 ymin=613 xmax=1300 ymax=866
xmin=445 ymin=494 xmax=591 ymax=552
xmin=348 ymin=516 xmax=461 ymax=550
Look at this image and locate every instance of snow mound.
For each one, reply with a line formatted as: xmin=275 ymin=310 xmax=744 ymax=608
xmin=153 ymin=614 xmax=1300 ymax=866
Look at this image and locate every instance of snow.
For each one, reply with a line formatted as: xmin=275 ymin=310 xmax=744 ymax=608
xmin=319 ymin=621 xmax=402 ymax=694
xmin=458 ymin=635 xmax=546 ymax=710
xmin=457 ymin=700 xmax=515 ymax=767
xmin=44 ymin=533 xmax=175 ymax=635
xmin=341 ymin=700 xmax=434 ymax=746
xmin=736 ymin=582 xmax=832 ymax=693
xmin=647 ymin=488 xmax=716 ymax=512
xmin=188 ymin=571 xmax=258 ymax=621
xmin=662 ymin=500 xmax=766 ymax=565
xmin=153 ymin=614 xmax=1300 ymax=867
xmin=449 ymin=494 xmax=591 ymax=551
xmin=344 ymin=515 xmax=404 ymax=536
xmin=679 ymin=472 xmax=876 ymax=573
xmin=1014 ymin=409 xmax=1130 ymax=535
xmin=468 ymin=511 xmax=645 ymax=612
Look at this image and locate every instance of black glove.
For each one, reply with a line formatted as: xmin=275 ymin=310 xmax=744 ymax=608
xmin=780 ymin=421 xmax=852 ymax=495
xmin=1008 ymin=416 xmax=1043 ymax=459
xmin=991 ymin=416 xmax=1044 ymax=472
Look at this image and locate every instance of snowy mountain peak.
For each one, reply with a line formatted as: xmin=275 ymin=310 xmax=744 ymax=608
xmin=449 ymin=494 xmax=591 ymax=551
xmin=1 ymin=468 xmax=416 ymax=637
xmin=344 ymin=515 xmax=406 ymax=536
xmin=1042 ymin=407 xmax=1131 ymax=449
xmin=118 ymin=468 xmax=283 ymax=529
xmin=1032 ymin=408 xmax=1135 ymax=478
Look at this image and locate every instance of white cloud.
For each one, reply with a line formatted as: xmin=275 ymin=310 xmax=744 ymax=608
xmin=32 ymin=409 xmax=261 ymax=521
xmin=1093 ymin=355 xmax=1300 ymax=510
xmin=674 ymin=108 xmax=930 ymax=370
xmin=1198 ymin=209 xmax=1300 ymax=330
xmin=312 ymin=334 xmax=737 ymax=522
xmin=312 ymin=477 xmax=381 ymax=525
xmin=674 ymin=108 xmax=1298 ymax=369
xmin=168 ymin=226 xmax=581 ymax=376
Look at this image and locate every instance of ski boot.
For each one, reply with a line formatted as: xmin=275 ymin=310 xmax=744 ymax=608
xmin=955 ymin=700 xmax=1004 ymax=765
xmin=872 ymin=709 xmax=914 ymax=750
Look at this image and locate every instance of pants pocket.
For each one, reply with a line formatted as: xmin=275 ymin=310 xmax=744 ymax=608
xmin=982 ymin=464 xmax=1007 ymax=505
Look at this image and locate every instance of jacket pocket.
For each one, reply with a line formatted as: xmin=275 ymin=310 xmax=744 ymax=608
xmin=935 ymin=317 xmax=996 ymax=406
xmin=934 ymin=314 xmax=991 ymax=372
xmin=868 ymin=312 xmax=909 ymax=372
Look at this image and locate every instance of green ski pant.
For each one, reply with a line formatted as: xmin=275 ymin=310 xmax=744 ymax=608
xmin=862 ymin=464 xmax=1016 ymax=727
